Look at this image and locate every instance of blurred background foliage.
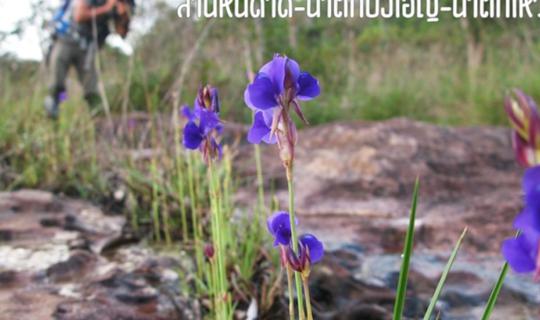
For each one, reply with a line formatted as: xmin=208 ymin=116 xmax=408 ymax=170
xmin=2 ymin=1 xmax=540 ymax=198
xmin=91 ymin=4 xmax=540 ymax=126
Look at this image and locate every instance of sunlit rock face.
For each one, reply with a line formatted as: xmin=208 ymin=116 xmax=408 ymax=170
xmin=237 ymin=118 xmax=521 ymax=253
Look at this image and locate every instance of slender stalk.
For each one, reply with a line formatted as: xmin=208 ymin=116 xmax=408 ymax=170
xmin=161 ymin=193 xmax=172 ymax=246
xmin=208 ymin=258 xmax=219 ymax=319
xmin=481 ymin=262 xmax=509 ymax=320
xmin=208 ymin=159 xmax=228 ymax=319
xmin=480 ymin=230 xmax=520 ymax=320
xmin=393 ymin=178 xmax=420 ymax=320
xmin=302 ymin=275 xmax=314 ymax=320
xmin=188 ymin=154 xmax=204 ymax=286
xmin=423 ymin=228 xmax=468 ymax=320
xmin=286 ymin=165 xmax=306 ymax=320
xmin=174 ymin=120 xmax=189 ymax=242
xmin=255 ymin=144 xmax=265 ymax=224
xmin=285 ymin=262 xmax=295 ymax=320
xmin=150 ymin=159 xmax=161 ymax=242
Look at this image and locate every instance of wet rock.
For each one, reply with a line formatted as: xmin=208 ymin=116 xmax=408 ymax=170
xmin=0 ymin=271 xmax=18 ymax=286
xmin=46 ymin=251 xmax=96 ymax=282
xmin=0 ymin=192 xmax=189 ymax=320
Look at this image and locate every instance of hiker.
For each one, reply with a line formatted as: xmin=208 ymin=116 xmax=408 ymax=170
xmin=44 ymin=0 xmax=135 ymax=119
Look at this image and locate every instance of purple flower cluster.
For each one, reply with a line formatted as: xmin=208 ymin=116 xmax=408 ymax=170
xmin=245 ymin=54 xmax=320 ymax=165
xmin=182 ymin=86 xmax=223 ymax=162
xmin=267 ymin=211 xmax=324 ymax=274
xmin=502 ymin=90 xmax=540 ymax=278
xmin=502 ymin=167 xmax=540 ymax=278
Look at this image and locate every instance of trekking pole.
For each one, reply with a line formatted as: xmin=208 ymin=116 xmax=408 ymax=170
xmin=91 ymin=10 xmax=115 ymax=133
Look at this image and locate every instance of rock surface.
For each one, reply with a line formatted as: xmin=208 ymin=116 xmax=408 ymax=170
xmin=236 ymin=119 xmax=521 ymax=253
xmin=0 ymin=190 xmax=194 ymax=320
xmin=235 ymin=119 xmax=538 ymax=319
xmin=2 ymin=119 xmax=538 ymax=320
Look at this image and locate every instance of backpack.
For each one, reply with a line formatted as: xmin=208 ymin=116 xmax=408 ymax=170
xmin=52 ymin=0 xmax=73 ymax=36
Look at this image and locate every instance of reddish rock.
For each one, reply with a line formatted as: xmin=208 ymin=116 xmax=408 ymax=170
xmin=236 ymin=119 xmax=522 ymax=255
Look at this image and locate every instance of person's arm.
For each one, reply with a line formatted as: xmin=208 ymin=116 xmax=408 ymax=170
xmin=114 ymin=2 xmax=130 ymax=38
xmin=73 ymin=0 xmax=117 ymax=23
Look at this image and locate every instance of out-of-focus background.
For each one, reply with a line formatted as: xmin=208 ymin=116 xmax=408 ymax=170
xmin=4 ymin=0 xmax=540 ymax=126
xmin=1 ymin=1 xmax=539 ymax=319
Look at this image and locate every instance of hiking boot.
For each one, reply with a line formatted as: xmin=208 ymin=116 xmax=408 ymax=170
xmin=44 ymin=95 xmax=60 ymax=119
xmin=85 ymin=93 xmax=103 ymax=118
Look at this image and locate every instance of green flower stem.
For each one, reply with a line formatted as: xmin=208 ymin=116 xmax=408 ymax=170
xmin=286 ymin=165 xmax=306 ymax=320
xmin=173 ymin=117 xmax=189 ymax=242
xmin=255 ymin=144 xmax=265 ymax=224
xmin=286 ymin=263 xmax=295 ymax=320
xmin=187 ymin=154 xmax=204 ymax=288
xmin=150 ymin=159 xmax=161 ymax=242
xmin=208 ymin=159 xmax=228 ymax=319
xmin=302 ymin=274 xmax=314 ymax=320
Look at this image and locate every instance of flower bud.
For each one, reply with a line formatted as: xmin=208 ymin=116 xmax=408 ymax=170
xmin=204 ymin=243 xmax=215 ymax=260
xmin=505 ymin=90 xmax=540 ymax=167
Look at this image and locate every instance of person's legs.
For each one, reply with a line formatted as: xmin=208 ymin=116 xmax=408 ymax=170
xmin=45 ymin=40 xmax=73 ymax=119
xmin=75 ymin=44 xmax=101 ymax=115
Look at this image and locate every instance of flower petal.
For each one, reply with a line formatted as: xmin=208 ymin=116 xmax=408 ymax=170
xmin=524 ymin=166 xmax=540 ymax=212
xmin=210 ymin=87 xmax=220 ymax=113
xmin=248 ymin=112 xmax=272 ymax=144
xmin=199 ymin=109 xmax=221 ymax=134
xmin=297 ymin=72 xmax=321 ymax=100
xmin=299 ymin=234 xmax=324 ymax=264
xmin=244 ymin=87 xmax=257 ymax=111
xmin=183 ymin=121 xmax=204 ymax=149
xmin=260 ymin=55 xmax=287 ymax=94
xmin=514 ymin=208 xmax=538 ymax=232
xmin=502 ymin=234 xmax=537 ymax=273
xmin=247 ymin=75 xmax=280 ymax=110
xmin=286 ymin=58 xmax=301 ymax=83
xmin=182 ymin=105 xmax=196 ymax=121
xmin=512 ymin=132 xmax=535 ymax=168
xmin=267 ymin=211 xmax=297 ymax=247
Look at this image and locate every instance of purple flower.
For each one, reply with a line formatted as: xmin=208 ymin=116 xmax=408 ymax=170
xmin=267 ymin=211 xmax=324 ymax=273
xmin=245 ymin=54 xmax=320 ymax=165
xmin=267 ymin=211 xmax=297 ymax=246
xmin=245 ymin=55 xmax=320 ymax=113
xmin=502 ymin=230 xmax=540 ymax=277
xmin=511 ymin=166 xmax=540 ymax=232
xmin=504 ymin=90 xmax=540 ymax=167
xmin=287 ymin=234 xmax=325 ymax=274
xmin=182 ymin=86 xmax=223 ymax=162
xmin=58 ymin=91 xmax=68 ymax=103
xmin=196 ymin=86 xmax=220 ymax=113
xmin=247 ymin=111 xmax=277 ymax=144
xmin=503 ymin=166 xmax=540 ymax=277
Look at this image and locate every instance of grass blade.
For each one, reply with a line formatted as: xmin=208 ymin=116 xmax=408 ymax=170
xmin=423 ymin=227 xmax=468 ymax=320
xmin=480 ymin=230 xmax=520 ymax=320
xmin=480 ymin=262 xmax=510 ymax=320
xmin=393 ymin=178 xmax=420 ymax=320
